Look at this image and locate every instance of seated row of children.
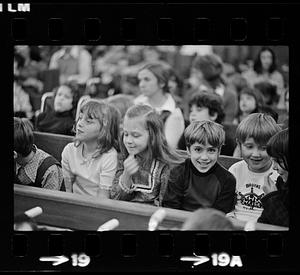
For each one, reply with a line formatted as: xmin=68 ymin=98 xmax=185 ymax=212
xmin=14 ymin=99 xmax=289 ymax=228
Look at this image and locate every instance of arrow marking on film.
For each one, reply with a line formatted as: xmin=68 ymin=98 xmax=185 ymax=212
xmin=180 ymin=255 xmax=210 ymax=266
xmin=39 ymin=256 xmax=69 ymax=266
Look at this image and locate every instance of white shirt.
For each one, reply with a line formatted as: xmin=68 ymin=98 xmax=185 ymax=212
xmin=228 ymin=160 xmax=279 ymax=222
xmin=61 ymin=142 xmax=118 ymax=197
xmin=134 ymin=93 xmax=185 ymax=148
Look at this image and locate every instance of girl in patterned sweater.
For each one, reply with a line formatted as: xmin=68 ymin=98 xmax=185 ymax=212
xmin=110 ymin=104 xmax=187 ymax=206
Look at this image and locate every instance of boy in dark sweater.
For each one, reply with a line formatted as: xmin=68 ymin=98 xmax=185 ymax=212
xmin=162 ymin=120 xmax=236 ymax=213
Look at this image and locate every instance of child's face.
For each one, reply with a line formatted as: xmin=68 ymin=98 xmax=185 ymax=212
xmin=138 ymin=69 xmax=162 ymax=98
xmin=189 ymin=104 xmax=217 ymax=123
xmin=188 ymin=142 xmax=220 ymax=173
xmin=240 ymin=137 xmax=272 ymax=173
xmin=272 ymin=158 xmax=288 ymax=182
xmin=239 ymin=94 xmax=256 ymax=113
xmin=75 ymin=112 xmax=101 ymax=143
xmin=54 ymin=85 xmax=73 ymax=112
xmin=123 ymin=116 xmax=149 ymax=156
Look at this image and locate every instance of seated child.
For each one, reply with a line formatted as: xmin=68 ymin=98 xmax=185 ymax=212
xmin=257 ymin=128 xmax=289 ymax=227
xmin=35 ymin=82 xmax=80 ymax=135
xmin=227 ymin=113 xmax=282 ymax=222
xmin=14 ymin=117 xmax=64 ymax=190
xmin=162 ymin=120 xmax=236 ymax=213
xmin=233 ymin=87 xmax=264 ymax=125
xmin=110 ymin=104 xmax=187 ymax=206
xmin=177 ymin=91 xmax=237 ymax=156
xmin=61 ymin=100 xmax=120 ymax=198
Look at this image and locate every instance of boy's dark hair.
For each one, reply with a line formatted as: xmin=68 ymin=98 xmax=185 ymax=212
xmin=14 ymin=117 xmax=34 ymax=157
xmin=236 ymin=113 xmax=281 ymax=145
xmin=184 ymin=120 xmax=225 ymax=149
xmin=254 ymin=81 xmax=278 ymax=105
xmin=267 ymin=128 xmax=289 ymax=171
xmin=188 ymin=92 xmax=225 ymax=124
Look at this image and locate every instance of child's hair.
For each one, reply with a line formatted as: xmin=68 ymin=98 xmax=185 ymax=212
xmin=181 ymin=208 xmax=236 ymax=230
xmin=257 ymin=105 xmax=279 ymax=123
xmin=121 ymin=104 xmax=187 ymax=165
xmin=184 ymin=120 xmax=225 ymax=149
xmin=14 ymin=117 xmax=34 ymax=157
xmin=267 ymin=128 xmax=289 ymax=171
xmin=139 ymin=63 xmax=170 ymax=94
xmin=236 ymin=113 xmax=281 ymax=145
xmin=239 ymin=87 xmax=264 ymax=112
xmin=75 ymin=100 xmax=121 ymax=155
xmin=188 ymin=92 xmax=225 ymax=124
xmin=254 ymin=81 xmax=278 ymax=105
xmin=106 ymin=94 xmax=134 ymax=118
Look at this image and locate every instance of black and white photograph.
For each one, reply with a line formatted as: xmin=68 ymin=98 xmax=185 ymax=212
xmin=13 ymin=45 xmax=289 ymax=232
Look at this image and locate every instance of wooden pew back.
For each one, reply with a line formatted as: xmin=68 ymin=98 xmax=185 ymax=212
xmin=218 ymin=155 xmax=242 ymax=170
xmin=33 ymin=131 xmax=74 ymax=162
xmin=14 ymin=185 xmax=288 ymax=231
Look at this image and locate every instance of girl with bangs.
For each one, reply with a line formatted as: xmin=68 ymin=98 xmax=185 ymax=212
xmin=61 ymin=100 xmax=120 ymax=198
xmin=110 ymin=104 xmax=187 ymax=206
xmin=258 ymin=128 xmax=289 ymax=226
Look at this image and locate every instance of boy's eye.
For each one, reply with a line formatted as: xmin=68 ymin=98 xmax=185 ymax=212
xmin=208 ymin=148 xmax=217 ymax=153
xmin=194 ymin=147 xmax=202 ymax=152
xmin=244 ymin=144 xmax=253 ymax=149
xmin=260 ymin=146 xmax=267 ymax=151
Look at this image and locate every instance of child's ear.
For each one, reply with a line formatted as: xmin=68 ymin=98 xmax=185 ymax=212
xmin=210 ymin=112 xmax=218 ymax=122
xmin=186 ymin=147 xmax=191 ymax=156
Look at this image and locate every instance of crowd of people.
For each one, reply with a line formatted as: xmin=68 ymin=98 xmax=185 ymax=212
xmin=13 ymin=45 xmax=289 ymax=230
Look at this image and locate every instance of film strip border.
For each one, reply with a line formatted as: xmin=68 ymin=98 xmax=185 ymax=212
xmin=1 ymin=3 xmax=293 ymax=43
xmin=9 ymin=231 xmax=291 ymax=271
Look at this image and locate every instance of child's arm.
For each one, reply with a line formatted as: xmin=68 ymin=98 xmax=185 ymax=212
xmin=212 ymin=176 xmax=236 ymax=214
xmin=157 ymin=165 xmax=171 ymax=206
xmin=161 ymin=165 xmax=184 ymax=210
xmin=109 ymin=156 xmax=136 ymax=201
xmin=97 ymin=152 xmax=118 ymax=199
xmin=61 ymin=146 xmax=75 ymax=192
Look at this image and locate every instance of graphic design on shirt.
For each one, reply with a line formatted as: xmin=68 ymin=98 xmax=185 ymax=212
xmin=238 ymin=187 xmax=264 ymax=210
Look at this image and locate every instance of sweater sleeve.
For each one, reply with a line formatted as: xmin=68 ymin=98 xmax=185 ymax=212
xmin=61 ymin=144 xmax=75 ymax=192
xmin=98 ymin=150 xmax=118 ymax=191
xmin=157 ymin=164 xmax=171 ymax=206
xmin=161 ymin=164 xmax=185 ymax=210
xmin=109 ymin=156 xmax=136 ymax=201
xmin=212 ymin=174 xmax=236 ymax=214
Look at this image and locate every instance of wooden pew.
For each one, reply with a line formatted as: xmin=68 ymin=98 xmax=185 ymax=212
xmin=33 ymin=131 xmax=74 ymax=162
xmin=218 ymin=155 xmax=242 ymax=170
xmin=14 ymin=185 xmax=288 ymax=231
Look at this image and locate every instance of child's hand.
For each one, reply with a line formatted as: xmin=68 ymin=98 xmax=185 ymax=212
xmin=263 ymin=172 xmax=278 ymax=194
xmin=123 ymin=155 xmax=139 ymax=177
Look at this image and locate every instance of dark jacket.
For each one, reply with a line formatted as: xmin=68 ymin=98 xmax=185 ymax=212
xmin=257 ymin=176 xmax=289 ymax=227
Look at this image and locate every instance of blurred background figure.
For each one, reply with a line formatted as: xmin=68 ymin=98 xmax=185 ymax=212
xmin=49 ymin=46 xmax=92 ymax=86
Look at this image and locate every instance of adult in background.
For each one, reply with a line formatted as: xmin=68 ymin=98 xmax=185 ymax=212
xmin=183 ymin=53 xmax=238 ymax=124
xmin=242 ymin=47 xmax=285 ymax=109
xmin=134 ymin=63 xmax=185 ymax=149
xmin=49 ymin=46 xmax=92 ymax=85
